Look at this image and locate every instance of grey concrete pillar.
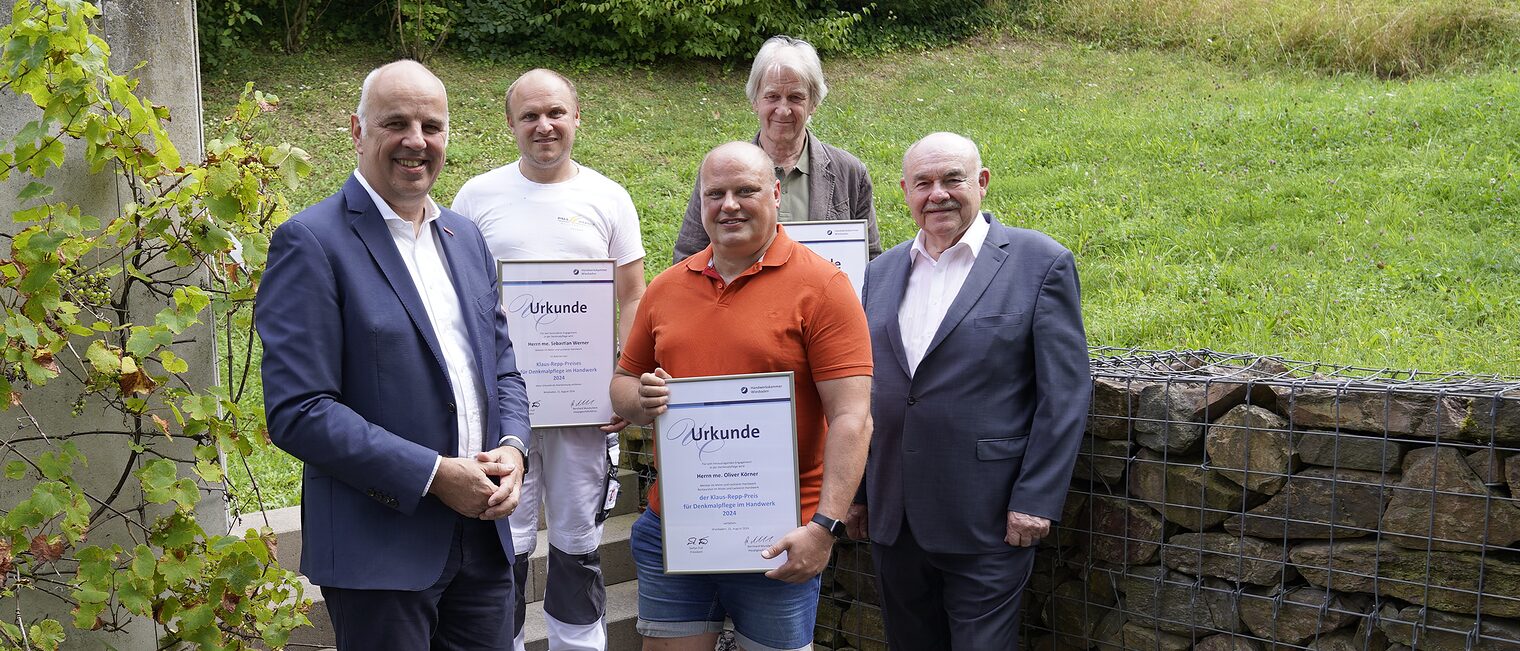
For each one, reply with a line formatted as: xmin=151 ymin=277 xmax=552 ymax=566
xmin=1 ymin=1 xmax=216 ymax=649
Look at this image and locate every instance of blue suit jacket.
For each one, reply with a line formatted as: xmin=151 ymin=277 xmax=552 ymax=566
xmin=256 ymin=175 xmax=531 ymax=590
xmin=860 ymin=212 xmax=1091 ymax=555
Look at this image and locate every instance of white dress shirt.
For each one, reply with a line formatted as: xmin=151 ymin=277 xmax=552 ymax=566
xmin=354 ymin=171 xmax=486 ymax=493
xmin=898 ymin=213 xmax=991 ymax=375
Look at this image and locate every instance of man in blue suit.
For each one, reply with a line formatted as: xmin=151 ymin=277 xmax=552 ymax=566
xmin=846 ymin=132 xmax=1091 ymax=650
xmin=256 ymin=60 xmax=531 ymax=650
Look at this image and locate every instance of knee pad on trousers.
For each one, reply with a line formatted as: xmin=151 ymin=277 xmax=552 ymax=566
xmin=544 ymin=544 xmax=605 ymax=626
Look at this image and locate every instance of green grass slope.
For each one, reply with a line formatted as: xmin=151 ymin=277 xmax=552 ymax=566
xmin=206 ymin=35 xmax=1520 ymax=507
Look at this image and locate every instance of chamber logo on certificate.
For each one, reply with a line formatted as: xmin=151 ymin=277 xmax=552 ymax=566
xmin=656 ymin=372 xmax=800 ymax=574
xmin=783 ymin=220 xmax=868 ymax=301
xmin=499 ymin=259 xmax=616 ymax=428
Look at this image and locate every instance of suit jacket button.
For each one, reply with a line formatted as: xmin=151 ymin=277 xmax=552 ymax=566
xmin=907 ymin=396 xmax=917 ymax=405
xmin=446 ymin=403 xmax=457 ymax=413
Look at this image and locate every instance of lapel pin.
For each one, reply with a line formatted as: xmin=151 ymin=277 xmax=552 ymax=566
xmin=442 ymin=226 xmax=455 ymax=237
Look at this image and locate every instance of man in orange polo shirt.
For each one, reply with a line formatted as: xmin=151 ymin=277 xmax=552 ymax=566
xmin=611 ymin=141 xmax=872 ymax=651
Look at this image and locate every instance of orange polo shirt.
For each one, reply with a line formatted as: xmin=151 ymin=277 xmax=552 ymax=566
xmin=617 ymin=226 xmax=872 ymax=522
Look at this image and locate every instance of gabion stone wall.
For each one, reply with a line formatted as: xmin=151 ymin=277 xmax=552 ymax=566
xmin=1023 ymin=349 xmax=1520 ymax=651
xmin=625 ymin=349 xmax=1520 ymax=650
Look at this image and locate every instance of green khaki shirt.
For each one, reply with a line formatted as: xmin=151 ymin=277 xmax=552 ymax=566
xmin=775 ymin=139 xmax=810 ymax=222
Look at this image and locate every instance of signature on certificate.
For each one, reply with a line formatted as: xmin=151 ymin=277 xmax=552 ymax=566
xmin=744 ymin=534 xmax=777 ymax=548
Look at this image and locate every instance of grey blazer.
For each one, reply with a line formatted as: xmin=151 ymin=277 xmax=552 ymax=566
xmin=671 ymin=130 xmax=882 ymax=264
xmin=859 ymin=212 xmax=1091 ymax=555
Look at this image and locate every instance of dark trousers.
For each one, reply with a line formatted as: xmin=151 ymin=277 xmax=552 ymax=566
xmin=322 ymin=517 xmax=515 ymax=651
xmin=871 ymin=521 xmax=1034 ymax=651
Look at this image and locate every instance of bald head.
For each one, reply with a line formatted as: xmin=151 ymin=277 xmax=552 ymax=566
xmin=903 ymin=132 xmax=981 ymax=172
xmin=506 ymin=68 xmax=578 ymax=117
xmin=701 ymin=141 xmax=773 ymax=180
xmin=356 ymin=60 xmax=447 ymax=128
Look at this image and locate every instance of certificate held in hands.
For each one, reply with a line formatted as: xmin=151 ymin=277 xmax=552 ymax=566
xmin=498 ymin=259 xmax=617 ymax=428
xmin=656 ymin=372 xmax=800 ymax=574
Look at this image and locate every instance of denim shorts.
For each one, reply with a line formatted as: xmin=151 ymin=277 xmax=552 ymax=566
xmin=630 ymin=511 xmax=821 ymax=651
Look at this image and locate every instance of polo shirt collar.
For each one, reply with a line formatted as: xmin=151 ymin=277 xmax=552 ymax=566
xmin=684 ymin=224 xmax=797 ymax=278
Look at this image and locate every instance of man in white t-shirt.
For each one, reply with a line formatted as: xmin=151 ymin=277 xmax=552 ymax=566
xmin=452 ymin=68 xmax=646 ymax=651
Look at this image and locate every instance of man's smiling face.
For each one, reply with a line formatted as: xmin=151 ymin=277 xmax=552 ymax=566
xmin=351 ymin=62 xmax=449 ymax=217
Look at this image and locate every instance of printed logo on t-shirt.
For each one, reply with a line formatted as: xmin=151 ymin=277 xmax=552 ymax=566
xmin=556 ymin=214 xmax=595 ymax=229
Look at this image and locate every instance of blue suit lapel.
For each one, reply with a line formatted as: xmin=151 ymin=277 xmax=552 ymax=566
xmin=344 ymin=177 xmax=450 ymax=379
xmin=921 ymin=213 xmax=1011 ymax=362
xmin=880 ymin=248 xmax=914 ymax=377
xmin=433 ymin=215 xmax=494 ymax=394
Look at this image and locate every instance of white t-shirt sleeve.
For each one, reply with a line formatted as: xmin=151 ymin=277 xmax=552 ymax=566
xmin=607 ymin=185 xmax=646 ymax=267
xmin=450 ymin=181 xmax=480 ymax=222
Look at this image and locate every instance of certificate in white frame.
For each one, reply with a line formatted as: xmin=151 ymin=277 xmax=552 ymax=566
xmin=655 ymin=372 xmax=800 ymax=574
xmin=783 ymin=220 xmax=868 ymax=301
xmin=498 ymin=258 xmax=617 ymax=428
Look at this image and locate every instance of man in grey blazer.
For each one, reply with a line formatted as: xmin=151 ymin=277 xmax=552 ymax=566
xmin=846 ymin=132 xmax=1091 ymax=650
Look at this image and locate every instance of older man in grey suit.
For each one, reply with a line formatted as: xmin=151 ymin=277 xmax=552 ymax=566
xmin=846 ymin=132 xmax=1091 ymax=650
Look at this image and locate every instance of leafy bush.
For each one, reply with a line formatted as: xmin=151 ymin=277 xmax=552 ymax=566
xmin=197 ymin=0 xmax=270 ymax=68
xmin=832 ymin=0 xmax=1013 ymax=53
xmin=2 ymin=0 xmax=314 ymax=646
xmin=451 ymin=0 xmax=543 ymax=59
xmin=450 ymin=0 xmax=865 ymax=61
xmin=198 ymin=0 xmax=451 ymax=66
xmin=393 ymin=0 xmax=457 ymax=61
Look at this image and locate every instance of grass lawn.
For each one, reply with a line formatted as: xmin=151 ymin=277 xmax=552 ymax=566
xmin=205 ymin=34 xmax=1520 ymax=508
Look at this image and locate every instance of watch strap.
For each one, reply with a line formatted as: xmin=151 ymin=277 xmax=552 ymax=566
xmin=810 ymin=512 xmax=845 ymax=538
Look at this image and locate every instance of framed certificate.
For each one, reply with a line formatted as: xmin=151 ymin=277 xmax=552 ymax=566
xmin=498 ymin=259 xmax=617 ymax=428
xmin=655 ymin=372 xmax=800 ymax=574
xmin=784 ymin=220 xmax=868 ymax=301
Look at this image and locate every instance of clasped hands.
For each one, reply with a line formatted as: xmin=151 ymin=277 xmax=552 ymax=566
xmin=428 ymin=446 xmax=526 ymax=520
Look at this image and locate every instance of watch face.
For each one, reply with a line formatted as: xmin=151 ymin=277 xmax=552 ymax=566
xmin=813 ymin=513 xmax=844 ymax=536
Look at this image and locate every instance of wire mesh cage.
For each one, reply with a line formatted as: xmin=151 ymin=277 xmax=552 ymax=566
xmin=1028 ymin=348 xmax=1520 ymax=651
xmin=625 ymin=348 xmax=1520 ymax=649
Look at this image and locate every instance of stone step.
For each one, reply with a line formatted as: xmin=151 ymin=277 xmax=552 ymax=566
xmin=523 ymin=579 xmax=642 ymax=651
xmin=246 ymin=469 xmax=646 ymax=650
xmin=523 ymin=511 xmax=640 ymax=604
xmin=229 ymin=469 xmax=642 ymax=572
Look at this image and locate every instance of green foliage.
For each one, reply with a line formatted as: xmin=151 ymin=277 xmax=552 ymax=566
xmin=449 ymin=0 xmax=866 ymax=61
xmin=392 ymin=0 xmax=456 ymax=61
xmin=197 ymin=0 xmax=272 ymax=69
xmin=450 ymin=0 xmax=540 ymax=59
xmin=831 ymin=0 xmax=1017 ymax=54
xmin=0 ymin=0 xmax=312 ymax=647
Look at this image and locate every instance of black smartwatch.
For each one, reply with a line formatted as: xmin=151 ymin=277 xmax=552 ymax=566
xmin=810 ymin=512 xmax=846 ymax=538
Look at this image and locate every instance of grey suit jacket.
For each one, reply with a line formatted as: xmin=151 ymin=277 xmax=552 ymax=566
xmin=671 ymin=130 xmax=882 ymax=264
xmin=859 ymin=212 xmax=1091 ymax=555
